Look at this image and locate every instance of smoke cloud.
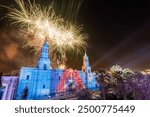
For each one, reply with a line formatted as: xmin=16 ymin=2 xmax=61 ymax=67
xmin=0 ymin=29 xmax=36 ymax=73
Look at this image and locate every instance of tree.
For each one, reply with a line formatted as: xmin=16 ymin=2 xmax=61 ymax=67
xmin=95 ymin=69 xmax=112 ymax=100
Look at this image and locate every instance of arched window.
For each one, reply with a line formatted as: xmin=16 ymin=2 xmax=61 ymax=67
xmin=45 ymin=48 xmax=48 ymax=53
xmin=44 ymin=64 xmax=47 ymax=70
xmin=26 ymin=75 xmax=29 ymax=80
xmin=42 ymin=48 xmax=44 ymax=52
xmin=43 ymin=85 xmax=45 ymax=89
xmin=21 ymin=86 xmax=28 ymax=100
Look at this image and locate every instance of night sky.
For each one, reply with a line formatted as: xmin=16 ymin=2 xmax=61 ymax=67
xmin=0 ymin=0 xmax=150 ymax=73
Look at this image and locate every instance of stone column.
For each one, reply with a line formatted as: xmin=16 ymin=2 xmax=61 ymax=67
xmin=1 ymin=76 xmax=18 ymax=100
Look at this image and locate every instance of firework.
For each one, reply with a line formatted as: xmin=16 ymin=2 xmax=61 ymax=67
xmin=7 ymin=0 xmax=88 ymax=55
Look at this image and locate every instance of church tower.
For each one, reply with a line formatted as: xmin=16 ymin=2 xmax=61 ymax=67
xmin=82 ymin=52 xmax=97 ymax=89
xmin=82 ymin=52 xmax=92 ymax=73
xmin=36 ymin=41 xmax=51 ymax=70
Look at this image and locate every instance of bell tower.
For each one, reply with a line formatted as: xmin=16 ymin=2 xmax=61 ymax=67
xmin=82 ymin=52 xmax=96 ymax=89
xmin=82 ymin=52 xmax=92 ymax=73
xmin=36 ymin=41 xmax=51 ymax=70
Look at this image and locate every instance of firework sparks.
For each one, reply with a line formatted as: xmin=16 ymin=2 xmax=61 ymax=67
xmin=7 ymin=0 xmax=88 ymax=55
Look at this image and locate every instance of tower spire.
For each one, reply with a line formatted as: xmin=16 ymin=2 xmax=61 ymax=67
xmin=82 ymin=52 xmax=91 ymax=72
xmin=82 ymin=52 xmax=95 ymax=89
xmin=36 ymin=41 xmax=51 ymax=69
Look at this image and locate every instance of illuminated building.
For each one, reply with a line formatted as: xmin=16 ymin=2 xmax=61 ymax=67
xmin=1 ymin=41 xmax=98 ymax=100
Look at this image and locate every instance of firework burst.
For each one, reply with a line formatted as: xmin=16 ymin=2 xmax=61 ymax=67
xmin=7 ymin=0 xmax=88 ymax=55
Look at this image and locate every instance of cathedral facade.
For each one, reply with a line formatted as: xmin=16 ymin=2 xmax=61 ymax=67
xmin=1 ymin=41 xmax=98 ymax=100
